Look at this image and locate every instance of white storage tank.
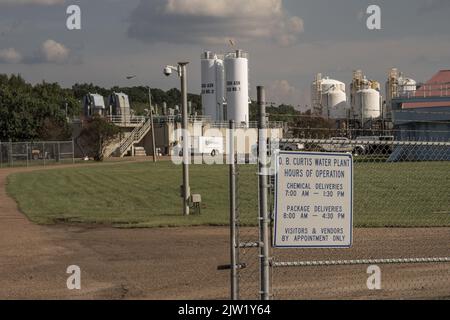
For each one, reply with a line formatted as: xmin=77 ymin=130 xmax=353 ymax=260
xmin=201 ymin=51 xmax=225 ymax=121
xmin=321 ymin=77 xmax=346 ymax=93
xmin=311 ymin=74 xmax=347 ymax=118
xmin=354 ymin=88 xmax=381 ymax=120
xmin=398 ymin=77 xmax=417 ymax=98
xmin=225 ymin=50 xmax=249 ymax=126
xmin=326 ymin=88 xmax=348 ymax=119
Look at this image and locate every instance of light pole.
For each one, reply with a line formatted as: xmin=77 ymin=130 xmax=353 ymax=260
xmin=147 ymin=86 xmax=157 ymax=163
xmin=164 ymin=62 xmax=190 ymax=216
xmin=126 ymin=76 xmax=157 ymax=163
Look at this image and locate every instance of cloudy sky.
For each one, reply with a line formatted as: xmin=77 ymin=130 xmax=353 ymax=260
xmin=1 ymin=0 xmax=450 ymax=109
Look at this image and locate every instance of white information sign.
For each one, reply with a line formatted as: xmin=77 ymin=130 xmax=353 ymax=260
xmin=274 ymin=151 xmax=353 ymax=248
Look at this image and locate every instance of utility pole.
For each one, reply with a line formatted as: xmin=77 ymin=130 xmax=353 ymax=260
xmin=179 ymin=62 xmax=191 ymax=216
xmin=229 ymin=120 xmax=238 ymax=300
xmin=148 ymin=86 xmax=157 ymax=163
xmin=257 ymin=86 xmax=270 ymax=300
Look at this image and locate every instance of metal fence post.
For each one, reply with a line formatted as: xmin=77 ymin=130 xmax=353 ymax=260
xmin=43 ymin=142 xmax=46 ymax=166
xmin=257 ymin=86 xmax=271 ymax=300
xmin=8 ymin=139 xmax=12 ymax=167
xmin=26 ymin=142 xmax=29 ymax=167
xmin=229 ymin=120 xmax=239 ymax=300
xmin=72 ymin=139 xmax=75 ymax=164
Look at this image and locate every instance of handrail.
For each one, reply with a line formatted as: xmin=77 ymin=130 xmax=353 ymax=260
xmin=119 ymin=119 xmax=146 ymax=155
xmin=393 ymin=82 xmax=450 ymax=99
xmin=210 ymin=121 xmax=284 ymax=129
xmin=118 ymin=118 xmax=152 ymax=156
xmin=277 ymin=138 xmax=450 ymax=147
xmin=106 ymin=115 xmax=146 ymax=126
xmin=153 ymin=115 xmax=213 ymax=123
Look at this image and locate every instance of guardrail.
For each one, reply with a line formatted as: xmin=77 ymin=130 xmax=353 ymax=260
xmin=106 ymin=115 xmax=147 ymax=126
xmin=153 ymin=115 xmax=213 ymax=123
xmin=278 ymin=138 xmax=450 ymax=147
xmin=211 ymin=121 xmax=285 ymax=129
xmin=393 ymin=82 xmax=450 ymax=99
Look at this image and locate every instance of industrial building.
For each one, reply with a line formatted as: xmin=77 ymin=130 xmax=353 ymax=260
xmin=109 ymin=92 xmax=132 ymax=123
xmin=388 ymin=69 xmax=450 ymax=140
xmin=83 ymin=92 xmax=133 ymax=121
xmin=83 ymin=93 xmax=106 ymax=117
xmin=311 ymin=70 xmax=384 ymax=132
xmin=73 ymin=48 xmax=284 ymax=159
xmin=385 ymin=69 xmax=450 ymax=161
xmin=77 ymin=92 xmax=152 ymax=158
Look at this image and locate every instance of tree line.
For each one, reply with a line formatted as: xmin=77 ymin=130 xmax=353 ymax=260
xmin=0 ymin=73 xmax=330 ymax=142
xmin=0 ymin=74 xmax=202 ymax=142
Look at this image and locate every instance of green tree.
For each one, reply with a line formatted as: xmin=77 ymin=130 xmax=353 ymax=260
xmin=77 ymin=115 xmax=120 ymax=161
xmin=0 ymin=74 xmax=80 ymax=141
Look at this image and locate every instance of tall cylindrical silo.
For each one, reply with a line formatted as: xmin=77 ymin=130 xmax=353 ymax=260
xmin=215 ymin=58 xmax=225 ymax=121
xmin=312 ymin=77 xmax=348 ymax=120
xmin=225 ymin=50 xmax=249 ymax=125
xmin=201 ymin=51 xmax=224 ymax=122
xmin=354 ymin=88 xmax=381 ymax=120
xmin=327 ymin=88 xmax=348 ymax=119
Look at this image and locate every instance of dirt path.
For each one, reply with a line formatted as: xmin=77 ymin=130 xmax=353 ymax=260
xmin=0 ymin=164 xmax=229 ymax=300
xmin=0 ymin=164 xmax=449 ymax=300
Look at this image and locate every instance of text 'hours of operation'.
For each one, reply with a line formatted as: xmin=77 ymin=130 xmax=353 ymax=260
xmin=274 ymin=151 xmax=353 ymax=248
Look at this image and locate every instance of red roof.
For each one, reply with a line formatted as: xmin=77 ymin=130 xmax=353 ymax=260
xmin=424 ymin=70 xmax=450 ymax=84
xmin=403 ymin=70 xmax=450 ymax=109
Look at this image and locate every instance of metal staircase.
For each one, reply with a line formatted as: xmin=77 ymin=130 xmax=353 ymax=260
xmin=103 ymin=118 xmax=152 ymax=158
xmin=117 ymin=118 xmax=152 ymax=157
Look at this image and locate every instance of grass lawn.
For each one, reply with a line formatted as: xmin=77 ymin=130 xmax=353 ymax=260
xmin=6 ymin=161 xmax=450 ymax=228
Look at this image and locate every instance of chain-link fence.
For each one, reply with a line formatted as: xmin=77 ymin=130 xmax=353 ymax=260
xmin=0 ymin=141 xmax=75 ymax=168
xmin=234 ymin=133 xmax=450 ymax=300
xmin=234 ymin=162 xmax=261 ymax=300
xmin=285 ymin=127 xmax=450 ymax=142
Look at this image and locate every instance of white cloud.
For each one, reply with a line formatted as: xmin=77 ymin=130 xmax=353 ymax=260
xmin=40 ymin=39 xmax=70 ymax=64
xmin=0 ymin=40 xmax=72 ymax=64
xmin=165 ymin=0 xmax=282 ymax=18
xmin=0 ymin=0 xmax=64 ymax=5
xmin=4 ymin=39 xmax=73 ymax=65
xmin=128 ymin=0 xmax=304 ymax=46
xmin=0 ymin=47 xmax=22 ymax=64
xmin=267 ymin=80 xmax=307 ymax=108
